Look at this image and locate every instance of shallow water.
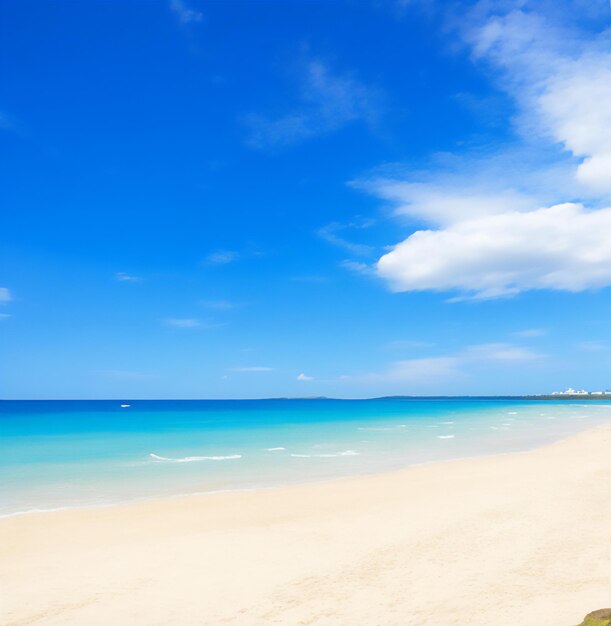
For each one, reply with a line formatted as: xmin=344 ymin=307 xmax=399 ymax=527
xmin=1 ymin=398 xmax=610 ymax=516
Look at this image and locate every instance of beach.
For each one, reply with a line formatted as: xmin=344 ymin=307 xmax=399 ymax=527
xmin=1 ymin=421 xmax=610 ymax=626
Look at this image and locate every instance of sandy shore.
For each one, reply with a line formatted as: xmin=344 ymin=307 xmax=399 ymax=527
xmin=1 ymin=424 xmax=610 ymax=626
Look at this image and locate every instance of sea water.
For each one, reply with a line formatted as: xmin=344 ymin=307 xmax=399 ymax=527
xmin=1 ymin=398 xmax=609 ymax=516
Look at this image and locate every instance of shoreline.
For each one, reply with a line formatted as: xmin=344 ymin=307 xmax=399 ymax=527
xmin=2 ymin=422 xmax=610 ymax=625
xmin=4 ymin=415 xmax=610 ymax=521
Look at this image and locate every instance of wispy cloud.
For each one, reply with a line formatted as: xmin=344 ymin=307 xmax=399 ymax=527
xmin=164 ymin=318 xmax=202 ymax=328
xmin=462 ymin=342 xmax=543 ymax=362
xmin=350 ymin=341 xmax=544 ymax=387
xmin=231 ymin=366 xmax=274 ymax=372
xmin=203 ymin=247 xmax=269 ymax=267
xmin=340 ymin=260 xmax=375 ymax=276
xmin=358 ymin=170 xmax=542 ymax=228
xmin=317 ymin=219 xmax=375 ymax=256
xmin=0 ymin=313 xmax=11 ymax=321
xmin=243 ymin=60 xmax=382 ymax=149
xmin=204 ymin=250 xmax=240 ymax=266
xmin=200 ymin=299 xmax=237 ymax=311
xmin=361 ymin=356 xmax=462 ymax=385
xmin=115 ymin=272 xmax=141 ymax=283
xmin=513 ymin=328 xmax=546 ymax=338
xmin=170 ymin=0 xmax=202 ymax=24
xmin=575 ymin=341 xmax=608 ymax=353
xmin=297 ymin=373 xmax=313 ymax=381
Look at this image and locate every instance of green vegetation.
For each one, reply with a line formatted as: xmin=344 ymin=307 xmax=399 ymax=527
xmin=576 ymin=609 xmax=611 ymax=626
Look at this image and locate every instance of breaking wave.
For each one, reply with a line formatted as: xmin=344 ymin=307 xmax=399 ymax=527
xmin=290 ymin=450 xmax=360 ymax=458
xmin=149 ymin=453 xmax=242 ymax=463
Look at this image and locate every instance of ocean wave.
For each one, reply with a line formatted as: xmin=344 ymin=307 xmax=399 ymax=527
xmin=149 ymin=453 xmax=242 ymax=463
xmin=437 ymin=435 xmax=455 ymax=439
xmin=290 ymin=450 xmax=360 ymax=458
xmin=266 ymin=447 xmax=286 ymax=451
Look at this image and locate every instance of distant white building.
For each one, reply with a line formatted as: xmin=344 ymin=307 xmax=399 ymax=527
xmin=551 ymin=388 xmax=611 ymax=396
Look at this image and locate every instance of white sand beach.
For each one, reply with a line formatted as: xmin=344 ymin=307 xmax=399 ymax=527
xmin=1 ymin=423 xmax=610 ymax=626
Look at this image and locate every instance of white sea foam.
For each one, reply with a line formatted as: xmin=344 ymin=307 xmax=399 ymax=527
xmin=266 ymin=447 xmax=286 ymax=452
xmin=440 ymin=421 xmax=454 ymax=425
xmin=437 ymin=435 xmax=455 ymax=439
xmin=149 ymin=453 xmax=242 ymax=463
xmin=290 ymin=450 xmax=360 ymax=458
xmin=507 ymin=411 xmax=518 ymax=415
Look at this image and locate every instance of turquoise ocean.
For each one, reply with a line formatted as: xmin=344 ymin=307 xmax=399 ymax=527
xmin=1 ymin=398 xmax=610 ymax=516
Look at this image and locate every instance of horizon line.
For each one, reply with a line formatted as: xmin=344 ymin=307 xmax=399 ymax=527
xmin=2 ymin=394 xmax=608 ymax=402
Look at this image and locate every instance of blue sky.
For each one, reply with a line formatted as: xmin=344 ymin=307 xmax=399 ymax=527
xmin=1 ymin=0 xmax=610 ymax=399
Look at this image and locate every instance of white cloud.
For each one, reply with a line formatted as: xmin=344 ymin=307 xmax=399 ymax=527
xmin=244 ymin=61 xmax=381 ymax=149
xmin=543 ymin=61 xmax=611 ymax=194
xmin=377 ymin=204 xmax=611 ymax=298
xmin=377 ymin=203 xmax=611 ymax=299
xmin=0 ymin=287 xmax=11 ymax=303
xmin=170 ymin=0 xmax=202 ymax=24
xmin=205 ymin=250 xmax=239 ymax=265
xmin=165 ymin=318 xmax=201 ymax=328
xmin=364 ymin=178 xmax=538 ymax=227
xmin=356 ymin=145 xmax=579 ymax=229
xmin=232 ymin=366 xmax=274 ymax=372
xmin=115 ymin=272 xmax=141 ymax=282
xmin=297 ymin=373 xmax=313 ymax=381
xmin=358 ymin=4 xmax=611 ymax=300
xmin=464 ymin=5 xmax=611 ymax=197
